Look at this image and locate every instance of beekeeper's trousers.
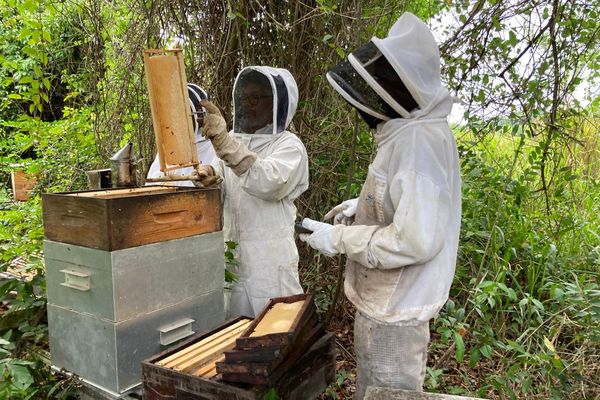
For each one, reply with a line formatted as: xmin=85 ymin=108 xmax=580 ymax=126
xmin=354 ymin=312 xmax=430 ymax=399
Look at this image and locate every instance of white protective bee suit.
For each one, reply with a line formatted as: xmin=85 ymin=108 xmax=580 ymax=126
xmin=201 ymin=67 xmax=308 ymax=318
xmin=300 ymin=13 xmax=462 ymax=398
xmin=146 ymin=84 xmax=216 ymax=186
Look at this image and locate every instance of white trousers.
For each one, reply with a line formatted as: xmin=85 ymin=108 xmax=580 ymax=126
xmin=354 ymin=312 xmax=430 ymax=400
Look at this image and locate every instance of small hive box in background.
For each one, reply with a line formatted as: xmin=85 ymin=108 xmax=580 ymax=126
xmin=11 ymin=169 xmax=37 ymax=201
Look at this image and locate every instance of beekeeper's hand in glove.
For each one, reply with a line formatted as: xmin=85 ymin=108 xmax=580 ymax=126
xmin=324 ymin=198 xmax=358 ymax=225
xmin=192 ymin=165 xmax=222 ymax=188
xmin=200 ymin=100 xmax=257 ymax=176
xmin=299 ymin=218 xmax=339 ymax=257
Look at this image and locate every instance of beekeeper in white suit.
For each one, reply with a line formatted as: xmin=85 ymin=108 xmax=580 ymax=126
xmin=199 ymin=67 xmax=308 ymax=317
xmin=299 ymin=13 xmax=462 ymax=398
xmin=146 ymin=83 xmax=217 ymax=186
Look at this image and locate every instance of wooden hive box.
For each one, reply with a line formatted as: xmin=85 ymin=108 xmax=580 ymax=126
xmin=42 ymin=186 xmax=221 ymax=251
xmin=216 ymin=294 xmax=322 ymax=385
xmin=142 ymin=317 xmax=336 ymax=400
xmin=234 ymin=294 xmax=316 ymax=350
xmin=11 ymin=169 xmax=37 ymax=201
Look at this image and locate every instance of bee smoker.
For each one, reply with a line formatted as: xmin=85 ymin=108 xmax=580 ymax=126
xmin=109 ymin=141 xmax=138 ymax=188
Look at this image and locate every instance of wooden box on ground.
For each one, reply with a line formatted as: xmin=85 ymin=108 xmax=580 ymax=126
xmin=42 ymin=186 xmax=221 ymax=251
xmin=11 ymin=169 xmax=37 ymax=201
xmin=142 ymin=317 xmax=336 ymax=400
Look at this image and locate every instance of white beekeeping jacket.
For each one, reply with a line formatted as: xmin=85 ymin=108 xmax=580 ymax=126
xmin=213 ymin=66 xmax=309 ymax=317
xmin=329 ymin=13 xmax=462 ymax=324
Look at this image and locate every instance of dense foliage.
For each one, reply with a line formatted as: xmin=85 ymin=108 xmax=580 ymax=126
xmin=0 ymin=0 xmax=598 ymax=399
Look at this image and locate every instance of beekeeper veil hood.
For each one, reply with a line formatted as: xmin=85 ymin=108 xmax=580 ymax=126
xmin=233 ymin=66 xmax=299 ymax=135
xmin=187 ymin=83 xmax=208 ymax=140
xmin=326 ymin=12 xmax=450 ymax=128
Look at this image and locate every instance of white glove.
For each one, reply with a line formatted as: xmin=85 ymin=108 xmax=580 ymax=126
xmin=200 ymin=100 xmax=257 ymax=176
xmin=324 ymin=198 xmax=358 ymax=225
xmin=192 ymin=165 xmax=222 ymax=188
xmin=298 ymin=218 xmax=339 ymax=257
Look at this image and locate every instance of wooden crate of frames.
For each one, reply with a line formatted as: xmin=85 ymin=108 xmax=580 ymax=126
xmin=217 ymin=294 xmax=324 ymax=385
xmin=142 ymin=295 xmax=336 ymax=400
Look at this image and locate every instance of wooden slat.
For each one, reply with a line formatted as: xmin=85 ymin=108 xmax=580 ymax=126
xmin=158 ymin=319 xmax=250 ymax=367
xmin=67 ymin=186 xmax=177 ymax=198
xmin=192 ymin=354 xmax=224 ymax=377
xmin=173 ymin=328 xmax=246 ymax=372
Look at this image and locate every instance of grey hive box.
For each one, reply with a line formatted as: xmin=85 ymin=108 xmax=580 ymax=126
xmin=42 ymin=187 xmax=226 ymax=397
xmin=44 ymin=232 xmax=224 ymax=321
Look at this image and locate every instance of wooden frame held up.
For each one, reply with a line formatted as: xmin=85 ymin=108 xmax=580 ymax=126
xmin=143 ymin=49 xmax=198 ymax=175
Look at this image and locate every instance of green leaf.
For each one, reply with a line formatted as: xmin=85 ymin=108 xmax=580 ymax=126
xmin=8 ymin=364 xmax=34 ymax=390
xmin=469 ymin=347 xmax=481 ymax=368
xmin=8 ymin=93 xmax=22 ymax=99
xmin=23 ymin=47 xmax=38 ymax=58
xmin=543 ymin=336 xmax=555 ymax=353
xmin=453 ymin=330 xmax=465 ymax=363
xmin=263 ymin=388 xmax=277 ymax=400
xmin=480 ymin=344 xmax=493 ymax=359
xmin=531 ymin=298 xmax=544 ymax=311
xmin=518 ymin=297 xmax=528 ymax=307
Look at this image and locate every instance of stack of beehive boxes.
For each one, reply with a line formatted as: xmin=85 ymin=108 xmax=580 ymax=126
xmin=42 ymin=186 xmax=225 ymax=397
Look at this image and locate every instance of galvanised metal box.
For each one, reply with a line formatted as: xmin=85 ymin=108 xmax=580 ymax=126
xmin=45 ymin=231 xmax=226 ymax=396
xmin=44 ymin=232 xmax=224 ymax=321
xmin=48 ymin=290 xmax=224 ymax=395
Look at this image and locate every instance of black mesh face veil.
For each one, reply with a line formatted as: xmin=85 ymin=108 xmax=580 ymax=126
xmin=327 ymin=41 xmax=419 ymax=126
xmin=352 ymin=42 xmax=418 ymax=114
xmin=233 ymin=70 xmax=274 ymax=134
xmin=187 ymin=83 xmax=208 ymax=135
xmin=272 ymin=74 xmax=289 ymax=133
xmin=327 ymin=58 xmax=400 ymax=121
